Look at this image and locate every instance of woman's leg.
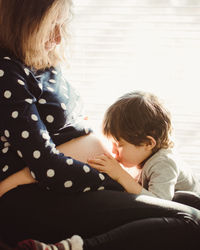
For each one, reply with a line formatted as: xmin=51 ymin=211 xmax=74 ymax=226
xmin=13 ymin=218 xmax=200 ymax=250
xmin=0 ymin=183 xmax=200 ymax=248
xmin=84 ymin=217 xmax=199 ymax=250
xmin=173 ymin=190 xmax=200 ymax=210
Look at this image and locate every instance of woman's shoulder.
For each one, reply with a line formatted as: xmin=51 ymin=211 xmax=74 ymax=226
xmin=0 ymin=47 xmax=61 ymax=80
xmin=0 ymin=48 xmax=44 ymax=102
xmin=0 ymin=48 xmax=31 ymax=78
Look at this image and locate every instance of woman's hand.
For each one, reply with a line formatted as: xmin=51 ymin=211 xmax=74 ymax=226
xmin=87 ymin=153 xmax=125 ymax=182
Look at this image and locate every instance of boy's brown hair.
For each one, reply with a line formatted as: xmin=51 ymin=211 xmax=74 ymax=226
xmin=0 ymin=0 xmax=72 ymax=70
xmin=103 ymin=91 xmax=174 ymax=153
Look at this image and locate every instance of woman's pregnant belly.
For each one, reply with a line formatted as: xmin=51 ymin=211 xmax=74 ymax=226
xmin=0 ymin=133 xmax=109 ymax=197
xmin=57 ymin=133 xmax=109 ymax=163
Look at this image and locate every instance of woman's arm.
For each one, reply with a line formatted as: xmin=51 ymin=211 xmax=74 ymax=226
xmin=0 ymin=59 xmax=123 ymax=194
xmin=0 ymin=134 xmax=122 ymax=197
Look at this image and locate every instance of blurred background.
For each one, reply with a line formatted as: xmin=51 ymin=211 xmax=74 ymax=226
xmin=66 ymin=0 xmax=200 ymax=178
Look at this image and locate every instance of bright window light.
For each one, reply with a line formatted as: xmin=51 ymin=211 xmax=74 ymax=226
xmin=66 ymin=0 xmax=200 ymax=178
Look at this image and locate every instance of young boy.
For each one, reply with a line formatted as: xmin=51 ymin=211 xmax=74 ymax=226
xmin=88 ymin=91 xmax=200 ymax=200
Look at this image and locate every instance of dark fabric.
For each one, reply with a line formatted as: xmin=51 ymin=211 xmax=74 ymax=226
xmin=84 ymin=217 xmax=199 ymax=250
xmin=173 ymin=190 xmax=200 ymax=210
xmin=0 ymin=183 xmax=200 ymax=249
xmin=0 ymin=48 xmax=123 ymax=193
xmin=0 ymin=240 xmax=13 ymax=250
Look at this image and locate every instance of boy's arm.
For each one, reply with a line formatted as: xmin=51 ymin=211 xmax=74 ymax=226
xmin=116 ymin=169 xmax=143 ymax=194
xmin=141 ymin=160 xmax=179 ymax=200
xmin=88 ymin=154 xmax=143 ymax=194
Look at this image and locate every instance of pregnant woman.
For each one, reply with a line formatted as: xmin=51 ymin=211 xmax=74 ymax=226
xmin=0 ymin=1 xmax=199 ymax=249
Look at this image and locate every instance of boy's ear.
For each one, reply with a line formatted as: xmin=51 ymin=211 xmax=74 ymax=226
xmin=145 ymin=136 xmax=156 ymax=150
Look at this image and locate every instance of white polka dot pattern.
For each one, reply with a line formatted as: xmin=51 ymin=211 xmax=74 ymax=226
xmin=49 ymin=79 xmax=56 ymax=83
xmin=0 ymin=136 xmax=6 ymax=142
xmin=38 ymin=83 xmax=43 ymax=89
xmin=4 ymin=130 xmax=10 ymax=138
xmin=24 ymin=68 xmax=30 ymax=76
xmin=99 ymin=173 xmax=105 ymax=180
xmin=66 ymin=159 xmax=73 ymax=165
xmin=4 ymin=142 xmax=10 ymax=147
xmin=47 ymin=169 xmax=55 ymax=177
xmin=61 ymin=103 xmax=66 ymax=110
xmin=21 ymin=131 xmax=29 ymax=139
xmin=2 ymin=147 xmax=8 ymax=153
xmin=17 ymin=150 xmax=23 ymax=158
xmin=4 ymin=90 xmax=11 ymax=98
xmin=64 ymin=180 xmax=73 ymax=188
xmin=31 ymin=171 xmax=36 ymax=179
xmin=38 ymin=99 xmax=46 ymax=104
xmin=17 ymin=79 xmax=25 ymax=85
xmin=25 ymin=99 xmax=33 ymax=104
xmin=83 ymin=187 xmax=91 ymax=192
xmin=52 ymin=147 xmax=59 ymax=154
xmin=0 ymin=69 xmax=4 ymax=77
xmin=47 ymin=87 xmax=54 ymax=92
xmin=31 ymin=114 xmax=38 ymax=121
xmin=42 ymin=132 xmax=50 ymax=140
xmin=83 ymin=165 xmax=90 ymax=173
xmin=33 ymin=150 xmax=41 ymax=159
xmin=46 ymin=115 xmax=54 ymax=123
xmin=12 ymin=111 xmax=18 ymax=118
xmin=2 ymin=165 xmax=9 ymax=172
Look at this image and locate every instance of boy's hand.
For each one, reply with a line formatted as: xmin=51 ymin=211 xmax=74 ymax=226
xmin=88 ymin=153 xmax=143 ymax=195
xmin=87 ymin=153 xmax=125 ymax=182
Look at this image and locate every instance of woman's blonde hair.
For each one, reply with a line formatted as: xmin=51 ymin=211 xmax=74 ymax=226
xmin=0 ymin=0 xmax=72 ymax=70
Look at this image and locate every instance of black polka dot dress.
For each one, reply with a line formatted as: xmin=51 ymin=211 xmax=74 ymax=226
xmin=0 ymin=48 xmax=123 ymax=193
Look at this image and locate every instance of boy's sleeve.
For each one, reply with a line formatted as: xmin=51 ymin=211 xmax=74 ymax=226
xmin=140 ymin=160 xmax=179 ymax=200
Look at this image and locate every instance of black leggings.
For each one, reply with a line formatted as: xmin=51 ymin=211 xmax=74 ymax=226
xmin=173 ymin=190 xmax=200 ymax=210
xmin=0 ymin=184 xmax=199 ymax=250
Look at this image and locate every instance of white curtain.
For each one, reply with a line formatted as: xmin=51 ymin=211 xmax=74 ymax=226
xmin=67 ymin=0 xmax=200 ymax=177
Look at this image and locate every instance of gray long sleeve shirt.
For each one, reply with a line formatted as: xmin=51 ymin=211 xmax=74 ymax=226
xmin=139 ymin=148 xmax=200 ymax=200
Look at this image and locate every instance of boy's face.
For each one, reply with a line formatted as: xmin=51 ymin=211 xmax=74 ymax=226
xmin=111 ymin=137 xmax=153 ymax=168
